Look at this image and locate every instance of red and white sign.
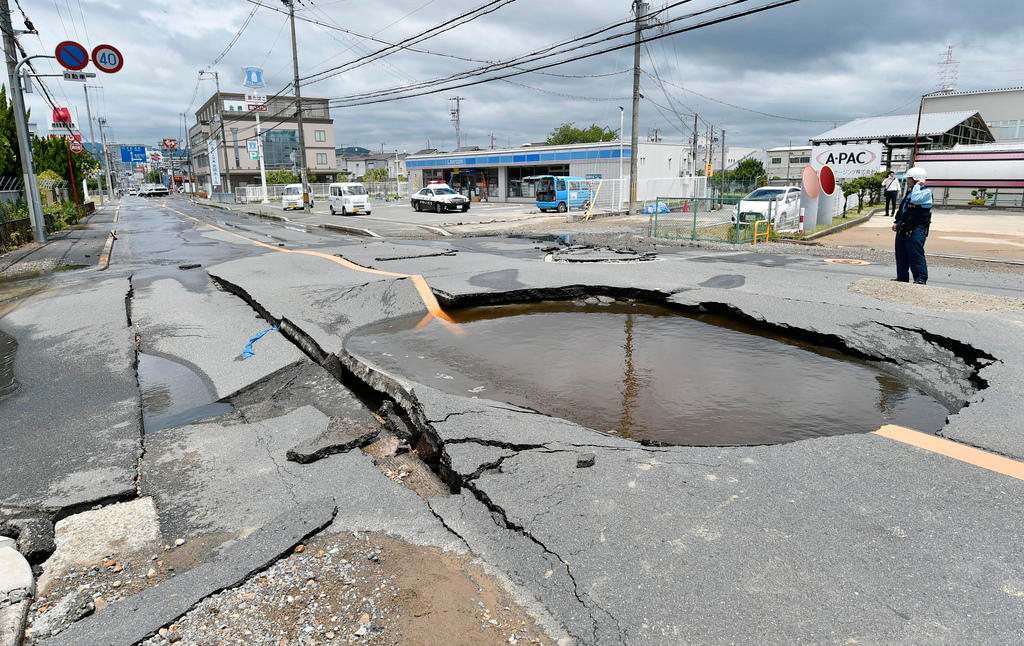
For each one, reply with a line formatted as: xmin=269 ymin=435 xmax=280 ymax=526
xmin=48 ymin=133 xmax=83 ymax=142
xmin=247 ymin=104 xmax=267 ymax=112
xmin=91 ymin=44 xmax=124 ymax=74
xmin=69 ymin=141 xmax=85 ymax=153
xmin=150 ymin=152 xmax=162 ymax=162
xmin=50 ymin=106 xmax=79 ymax=132
xmin=162 ymin=138 xmax=177 ymax=150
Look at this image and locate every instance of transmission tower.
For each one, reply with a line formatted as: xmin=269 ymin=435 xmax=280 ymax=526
xmin=937 ymin=45 xmax=959 ymax=93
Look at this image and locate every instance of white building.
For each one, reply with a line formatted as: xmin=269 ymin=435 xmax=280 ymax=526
xmin=922 ymin=87 xmax=1024 ymax=143
xmin=405 ymin=141 xmax=710 ymax=204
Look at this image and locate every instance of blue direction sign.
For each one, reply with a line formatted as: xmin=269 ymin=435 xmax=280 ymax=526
xmin=120 ymin=145 xmax=147 ymax=163
xmin=55 ymin=41 xmax=89 ymax=71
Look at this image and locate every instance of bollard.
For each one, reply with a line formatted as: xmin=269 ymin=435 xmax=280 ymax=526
xmin=799 ymin=208 xmax=805 ymax=236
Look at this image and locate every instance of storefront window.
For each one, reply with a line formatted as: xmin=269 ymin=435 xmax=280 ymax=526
xmin=507 ymin=165 xmax=569 ymax=198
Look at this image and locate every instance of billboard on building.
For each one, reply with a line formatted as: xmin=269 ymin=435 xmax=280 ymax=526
xmin=811 ymin=144 xmax=883 ymax=178
xmin=208 ymin=139 xmax=221 ymax=188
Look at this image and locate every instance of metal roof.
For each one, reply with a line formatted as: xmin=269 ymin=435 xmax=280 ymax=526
xmin=924 ymin=86 xmax=1024 ymax=98
xmin=811 ymin=111 xmax=979 ymax=143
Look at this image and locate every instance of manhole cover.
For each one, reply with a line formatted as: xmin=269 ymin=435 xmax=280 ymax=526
xmin=824 ymin=258 xmax=870 ymax=266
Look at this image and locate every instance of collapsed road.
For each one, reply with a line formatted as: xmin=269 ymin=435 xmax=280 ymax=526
xmin=2 ymin=195 xmax=1024 ymax=645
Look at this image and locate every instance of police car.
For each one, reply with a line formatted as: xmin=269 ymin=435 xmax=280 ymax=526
xmin=410 ymin=182 xmax=470 ymax=213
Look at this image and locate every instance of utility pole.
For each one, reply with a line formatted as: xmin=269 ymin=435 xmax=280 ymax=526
xmin=449 ymin=96 xmax=464 ymax=149
xmin=210 ymin=70 xmax=233 ymax=194
xmin=97 ymin=118 xmax=114 ymax=197
xmin=489 ymin=132 xmax=496 ymax=150
xmin=286 ymin=0 xmax=310 ymax=211
xmin=619 ymin=106 xmax=624 ymax=208
xmin=691 ymin=114 xmax=698 ymax=177
xmin=628 ymin=1 xmax=643 ymax=215
xmin=82 ymin=85 xmax=107 ymax=203
xmin=720 ymin=130 xmax=726 ymax=207
xmin=2 ymin=0 xmax=45 ymax=242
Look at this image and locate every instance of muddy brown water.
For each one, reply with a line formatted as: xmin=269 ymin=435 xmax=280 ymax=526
xmin=347 ymin=301 xmax=950 ymax=445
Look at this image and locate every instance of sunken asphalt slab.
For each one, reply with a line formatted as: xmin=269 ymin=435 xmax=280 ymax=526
xmin=198 ymin=232 xmax=1024 ymax=645
xmin=0 ymin=276 xmax=141 ymax=512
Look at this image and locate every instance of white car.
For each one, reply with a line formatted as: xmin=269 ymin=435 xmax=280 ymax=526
xmin=410 ymin=184 xmax=470 ymax=213
xmin=733 ymin=186 xmax=800 ymax=225
xmin=281 ymin=183 xmax=314 ymax=210
xmin=328 ymin=182 xmax=371 ymax=215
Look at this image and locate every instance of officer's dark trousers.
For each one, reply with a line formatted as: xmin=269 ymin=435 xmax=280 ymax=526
xmin=894 ymin=225 xmax=928 ymax=284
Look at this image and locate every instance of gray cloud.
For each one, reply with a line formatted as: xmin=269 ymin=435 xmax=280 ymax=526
xmin=19 ymin=0 xmax=1024 ymax=154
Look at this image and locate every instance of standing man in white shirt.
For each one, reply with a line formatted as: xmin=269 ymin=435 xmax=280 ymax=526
xmin=882 ymin=170 xmax=901 ymax=217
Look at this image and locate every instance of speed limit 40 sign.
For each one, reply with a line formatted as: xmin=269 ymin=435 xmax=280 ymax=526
xmin=91 ymin=44 xmax=124 ymax=73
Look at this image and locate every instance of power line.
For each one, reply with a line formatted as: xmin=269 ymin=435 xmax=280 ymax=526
xmin=325 ymin=0 xmax=802 ymax=108
xmin=210 ymin=4 xmax=259 ymax=68
xmin=500 ymin=78 xmax=629 ymax=102
xmin=298 ymin=0 xmax=519 ymax=85
xmin=641 ymin=70 xmax=835 ymax=123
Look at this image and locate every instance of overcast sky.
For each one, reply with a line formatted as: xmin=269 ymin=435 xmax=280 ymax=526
xmin=19 ymin=0 xmax=1024 ymax=153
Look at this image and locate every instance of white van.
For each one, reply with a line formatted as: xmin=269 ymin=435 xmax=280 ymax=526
xmin=328 ymin=182 xmax=371 ymax=215
xmin=281 ymin=183 xmax=313 ymax=210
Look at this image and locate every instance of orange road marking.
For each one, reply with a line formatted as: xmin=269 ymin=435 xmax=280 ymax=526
xmin=167 ymin=206 xmax=461 ymax=334
xmin=874 ymin=425 xmax=1024 ymax=481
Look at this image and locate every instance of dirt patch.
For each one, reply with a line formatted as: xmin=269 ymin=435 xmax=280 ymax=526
xmin=850 ymin=277 xmax=1024 ymax=312
xmin=129 ymin=531 xmax=553 ymax=645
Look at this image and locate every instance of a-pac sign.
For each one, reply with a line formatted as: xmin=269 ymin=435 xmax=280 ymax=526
xmin=811 ymin=144 xmax=883 ymax=178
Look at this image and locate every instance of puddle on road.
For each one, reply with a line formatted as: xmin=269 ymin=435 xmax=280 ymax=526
xmin=347 ymin=301 xmax=950 ymax=445
xmin=0 ymin=328 xmax=17 ymax=397
xmin=138 ymin=353 xmax=233 ymax=432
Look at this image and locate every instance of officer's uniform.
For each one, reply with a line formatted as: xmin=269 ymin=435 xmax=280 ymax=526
xmin=893 ymin=183 xmax=933 ymax=284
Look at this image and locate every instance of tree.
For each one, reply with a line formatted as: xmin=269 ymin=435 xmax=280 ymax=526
xmin=544 ymin=122 xmax=618 ymax=146
xmin=266 ymin=169 xmax=298 ymax=184
xmin=363 ymin=167 xmax=388 ymax=183
xmin=732 ymin=158 xmax=766 ymax=181
xmin=0 ymin=85 xmax=23 ymax=178
xmin=146 ymin=169 xmax=162 ymax=184
xmin=30 ymin=136 xmax=98 ymax=186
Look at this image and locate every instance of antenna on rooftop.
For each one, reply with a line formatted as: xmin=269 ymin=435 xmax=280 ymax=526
xmin=937 ymin=45 xmax=959 ymax=93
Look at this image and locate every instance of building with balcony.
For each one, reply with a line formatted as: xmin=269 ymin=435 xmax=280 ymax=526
xmin=188 ymin=93 xmax=336 ymax=193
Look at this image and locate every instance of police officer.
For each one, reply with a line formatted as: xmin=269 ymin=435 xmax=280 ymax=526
xmin=891 ymin=167 xmax=932 ymax=284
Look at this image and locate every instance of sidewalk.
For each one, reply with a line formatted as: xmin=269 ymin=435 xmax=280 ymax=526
xmin=0 ymin=202 xmax=120 ymax=279
xmin=821 ymin=208 xmax=1024 ymax=261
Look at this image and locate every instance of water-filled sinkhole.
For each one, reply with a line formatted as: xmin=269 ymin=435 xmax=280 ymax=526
xmin=347 ymin=300 xmax=950 ymax=445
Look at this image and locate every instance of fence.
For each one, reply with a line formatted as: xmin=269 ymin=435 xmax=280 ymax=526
xmin=234 ymin=180 xmax=411 ymax=204
xmin=649 ymin=197 xmax=746 ymax=242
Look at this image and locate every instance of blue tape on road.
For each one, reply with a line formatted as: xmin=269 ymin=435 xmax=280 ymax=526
xmin=241 ymin=326 xmax=279 ymax=359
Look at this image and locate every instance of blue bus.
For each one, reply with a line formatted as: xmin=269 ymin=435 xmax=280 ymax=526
xmin=531 ymin=175 xmax=593 ymax=212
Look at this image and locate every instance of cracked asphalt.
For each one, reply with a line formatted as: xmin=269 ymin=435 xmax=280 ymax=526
xmin=3 ymin=195 xmax=1024 ymax=645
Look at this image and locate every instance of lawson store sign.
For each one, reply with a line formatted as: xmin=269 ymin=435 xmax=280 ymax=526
xmin=407 ymin=147 xmax=630 ymax=168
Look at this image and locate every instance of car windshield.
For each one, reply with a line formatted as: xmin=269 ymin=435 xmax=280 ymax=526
xmin=343 ymin=186 xmax=366 ymax=195
xmin=745 ymin=189 xmax=783 ymax=200
xmin=284 ymin=187 xmax=300 ymax=195
xmin=434 ymin=188 xmax=456 ymax=195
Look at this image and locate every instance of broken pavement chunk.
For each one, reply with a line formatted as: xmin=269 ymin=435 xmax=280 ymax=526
xmin=38 ymin=498 xmax=338 ymax=646
xmin=285 ymin=416 xmax=381 ymax=464
xmin=576 ymin=453 xmax=596 ymax=469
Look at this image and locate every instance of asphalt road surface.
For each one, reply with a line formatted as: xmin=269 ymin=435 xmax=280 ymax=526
xmin=4 ymin=195 xmax=1024 ymax=645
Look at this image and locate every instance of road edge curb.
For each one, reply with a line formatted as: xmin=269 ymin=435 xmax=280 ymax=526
xmin=0 ymin=536 xmax=34 ymax=646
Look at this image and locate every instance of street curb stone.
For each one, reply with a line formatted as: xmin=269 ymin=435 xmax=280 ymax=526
xmin=0 ymin=535 xmax=34 ymax=646
xmin=38 ymin=499 xmax=338 ymax=646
